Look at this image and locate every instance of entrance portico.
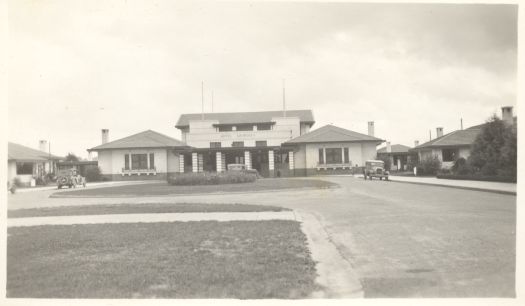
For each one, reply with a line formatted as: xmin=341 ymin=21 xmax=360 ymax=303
xmin=175 ymin=147 xmax=295 ymax=177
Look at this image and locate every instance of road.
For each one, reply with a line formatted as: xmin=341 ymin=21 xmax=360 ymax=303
xmin=7 ymin=176 xmax=516 ymax=297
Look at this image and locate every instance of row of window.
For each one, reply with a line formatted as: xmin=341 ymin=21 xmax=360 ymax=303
xmin=124 ymin=153 xmax=155 ymax=170
xmin=217 ymin=124 xmax=272 ymax=132
xmin=210 ymin=141 xmax=267 ymax=148
xmin=318 ymin=148 xmax=350 ymax=164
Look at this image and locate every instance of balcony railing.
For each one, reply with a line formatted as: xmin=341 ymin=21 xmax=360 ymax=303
xmin=316 ymin=163 xmax=353 ymax=170
xmin=121 ymin=168 xmax=157 ymax=176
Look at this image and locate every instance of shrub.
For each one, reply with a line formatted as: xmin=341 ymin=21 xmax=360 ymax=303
xmin=85 ymin=166 xmax=102 ymax=182
xmin=13 ymin=177 xmax=23 ymax=188
xmin=168 ymin=171 xmax=257 ymax=186
xmin=451 ymin=157 xmax=472 ymax=175
xmin=35 ymin=176 xmax=48 ymax=186
xmin=417 ymin=156 xmax=441 ymax=175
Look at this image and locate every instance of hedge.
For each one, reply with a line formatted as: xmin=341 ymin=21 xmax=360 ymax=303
xmin=168 ymin=171 xmax=257 ymax=186
xmin=436 ymin=174 xmax=516 ymax=183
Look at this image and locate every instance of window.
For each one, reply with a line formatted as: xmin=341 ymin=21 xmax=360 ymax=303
xmin=124 ymin=154 xmax=130 ymax=170
xmin=344 ymin=148 xmax=349 ymax=163
xmin=149 ymin=153 xmax=155 ymax=169
xmin=442 ymin=148 xmax=458 ymax=162
xmin=256 ymin=124 xmax=272 ymax=131
xmin=16 ymin=162 xmax=33 ymax=175
xmin=232 ymin=141 xmax=244 ymax=148
xmin=236 ymin=124 xmax=253 ymax=131
xmin=255 ymin=141 xmax=267 ymax=147
xmin=318 ymin=148 xmax=324 ymax=164
xmin=325 ymin=148 xmax=343 ymax=164
xmin=210 ymin=142 xmax=222 ymax=148
xmin=218 ymin=125 xmax=233 ymax=132
xmin=131 ymin=154 xmax=148 ymax=169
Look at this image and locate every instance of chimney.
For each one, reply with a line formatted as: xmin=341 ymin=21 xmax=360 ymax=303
xmin=414 ymin=140 xmax=419 ymax=147
xmin=502 ymin=106 xmax=513 ymax=125
xmin=386 ymin=141 xmax=392 ymax=153
xmin=101 ymin=129 xmax=109 ymax=144
xmin=39 ymin=140 xmax=48 ymax=152
xmin=367 ymin=121 xmax=375 ymax=137
xmin=436 ymin=127 xmax=444 ymax=138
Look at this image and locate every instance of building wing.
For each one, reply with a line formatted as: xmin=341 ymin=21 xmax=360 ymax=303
xmin=88 ymin=130 xmax=189 ymax=151
xmin=175 ymin=110 xmax=315 ymax=128
xmin=283 ymin=124 xmax=383 ymax=145
xmin=8 ymin=142 xmax=63 ymax=162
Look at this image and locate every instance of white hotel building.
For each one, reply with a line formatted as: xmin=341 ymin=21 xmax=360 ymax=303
xmin=88 ymin=110 xmax=384 ymax=180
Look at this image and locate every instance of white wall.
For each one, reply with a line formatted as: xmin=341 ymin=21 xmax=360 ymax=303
xmin=183 ymin=117 xmax=302 ymax=148
xmin=96 ymin=148 xmax=180 ymax=175
xmin=302 ymin=142 xmax=378 ymax=168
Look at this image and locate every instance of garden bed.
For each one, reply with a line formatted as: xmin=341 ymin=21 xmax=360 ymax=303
xmin=168 ymin=171 xmax=257 ymax=186
xmin=51 ymin=178 xmax=338 ymax=198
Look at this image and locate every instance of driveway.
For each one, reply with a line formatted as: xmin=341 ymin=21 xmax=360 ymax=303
xmin=7 ymin=176 xmax=516 ymax=297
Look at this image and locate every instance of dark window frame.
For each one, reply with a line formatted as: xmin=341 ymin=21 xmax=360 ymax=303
xmin=232 ymin=141 xmax=244 ymax=148
xmin=325 ymin=148 xmax=343 ymax=164
xmin=255 ymin=141 xmax=267 ymax=147
xmin=131 ymin=154 xmax=148 ymax=170
xmin=344 ymin=148 xmax=349 ymax=163
xmin=318 ymin=148 xmax=324 ymax=164
xmin=210 ymin=142 xmax=222 ymax=148
xmin=124 ymin=154 xmax=130 ymax=170
xmin=16 ymin=162 xmax=33 ymax=175
xmin=149 ymin=153 xmax=155 ymax=169
xmin=442 ymin=148 xmax=458 ymax=162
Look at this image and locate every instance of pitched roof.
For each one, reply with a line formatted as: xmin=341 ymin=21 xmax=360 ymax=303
xmin=377 ymin=144 xmax=412 ymax=154
xmin=88 ymin=130 xmax=188 ymax=151
xmin=8 ymin=142 xmax=63 ymax=162
xmin=175 ymin=110 xmax=315 ymax=128
xmin=283 ymin=124 xmax=383 ymax=145
xmin=412 ymin=125 xmax=483 ymax=150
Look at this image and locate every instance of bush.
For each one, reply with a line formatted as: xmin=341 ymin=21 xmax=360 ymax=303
xmin=13 ymin=177 xmax=23 ymax=188
xmin=85 ymin=166 xmax=102 ymax=182
xmin=168 ymin=171 xmax=257 ymax=186
xmin=416 ymin=156 xmax=441 ymax=175
xmin=451 ymin=157 xmax=472 ymax=175
xmin=35 ymin=176 xmax=48 ymax=186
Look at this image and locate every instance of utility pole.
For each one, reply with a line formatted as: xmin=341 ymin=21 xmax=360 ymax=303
xmin=282 ymin=79 xmax=286 ymax=117
xmin=201 ymin=81 xmax=204 ymax=120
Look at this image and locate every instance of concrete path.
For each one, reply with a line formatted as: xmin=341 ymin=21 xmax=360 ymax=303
xmin=7 ymin=211 xmax=297 ymax=227
xmin=352 ymin=174 xmax=516 ymax=194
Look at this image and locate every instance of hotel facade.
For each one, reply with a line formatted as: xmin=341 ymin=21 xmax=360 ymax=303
xmin=88 ymin=110 xmax=384 ymax=180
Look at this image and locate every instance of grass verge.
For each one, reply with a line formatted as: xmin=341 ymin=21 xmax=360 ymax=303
xmin=8 ymin=203 xmax=289 ymax=219
xmin=51 ymin=178 xmax=338 ymax=198
xmin=7 ymin=220 xmax=318 ymax=298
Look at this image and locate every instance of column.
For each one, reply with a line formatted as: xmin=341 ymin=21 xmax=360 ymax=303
xmin=289 ymin=151 xmax=294 ymax=170
xmin=198 ymin=154 xmax=204 ymax=172
xmin=268 ymin=150 xmax=274 ymax=177
xmin=341 ymin=148 xmax=345 ymax=165
xmin=216 ymin=151 xmax=223 ymax=172
xmin=222 ymin=153 xmax=226 ymax=172
xmin=179 ymin=154 xmax=185 ymax=173
xmin=323 ymin=148 xmax=326 ymax=165
xmin=244 ymin=151 xmax=252 ymax=170
xmin=192 ymin=152 xmax=198 ymax=173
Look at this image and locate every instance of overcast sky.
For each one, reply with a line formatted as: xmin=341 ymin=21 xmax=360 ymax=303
xmin=8 ymin=1 xmax=518 ymax=158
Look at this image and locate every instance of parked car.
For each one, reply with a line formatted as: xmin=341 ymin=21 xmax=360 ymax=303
xmin=57 ymin=168 xmax=86 ymax=189
xmin=227 ymin=163 xmax=246 ymax=171
xmin=363 ymin=160 xmax=389 ymax=180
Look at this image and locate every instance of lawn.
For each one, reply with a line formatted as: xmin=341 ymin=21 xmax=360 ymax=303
xmin=51 ymin=178 xmax=338 ymax=198
xmin=7 ymin=221 xmax=319 ymax=298
xmin=9 ymin=203 xmax=289 ymax=218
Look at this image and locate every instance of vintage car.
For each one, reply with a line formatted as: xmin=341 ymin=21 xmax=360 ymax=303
xmin=227 ymin=163 xmax=246 ymax=171
xmin=363 ymin=160 xmax=389 ymax=180
xmin=57 ymin=168 xmax=87 ymax=189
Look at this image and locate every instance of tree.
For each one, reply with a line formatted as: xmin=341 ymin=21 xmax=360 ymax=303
xmin=65 ymin=153 xmax=80 ymax=162
xmin=468 ymin=114 xmax=517 ymax=178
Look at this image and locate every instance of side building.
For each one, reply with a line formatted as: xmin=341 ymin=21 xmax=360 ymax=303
xmin=87 ymin=130 xmax=190 ymax=181
xmin=8 ymin=142 xmax=63 ymax=186
xmin=410 ymin=106 xmax=517 ymax=169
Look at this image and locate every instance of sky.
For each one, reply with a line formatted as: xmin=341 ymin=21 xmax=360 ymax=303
xmin=7 ymin=1 xmax=518 ymax=159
